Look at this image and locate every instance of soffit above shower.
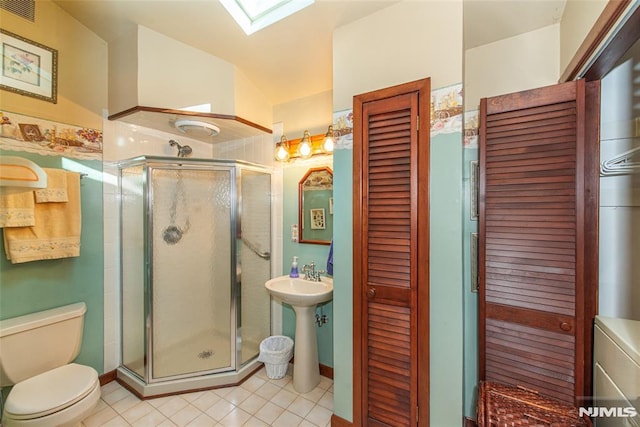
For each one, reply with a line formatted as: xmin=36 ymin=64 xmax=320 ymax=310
xmin=106 ymin=26 xmax=273 ymax=143
xmin=108 ymin=106 xmax=272 ymax=144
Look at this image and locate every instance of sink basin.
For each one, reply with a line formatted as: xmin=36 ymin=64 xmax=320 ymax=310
xmin=264 ymin=274 xmax=333 ymax=393
xmin=265 ymin=275 xmax=333 ymax=307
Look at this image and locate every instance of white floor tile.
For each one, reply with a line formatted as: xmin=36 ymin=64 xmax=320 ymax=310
xmin=270 ymin=388 xmax=297 ymax=409
xmin=218 ymin=408 xmax=252 ymax=427
xmin=254 ymin=382 xmax=281 ymax=401
xmin=238 ymin=394 xmax=268 ymax=415
xmin=121 ymin=401 xmax=155 ymax=424
xmin=204 ymin=398 xmax=235 ymax=422
xmin=317 ymin=391 xmax=333 ymax=411
xmin=254 ymin=402 xmax=284 ymax=425
xmin=156 ymin=396 xmax=189 ymax=418
xmin=287 ymin=396 xmax=314 ymax=418
xmin=271 ymin=410 xmax=303 ymax=427
xmin=304 ymin=405 xmax=332 ymax=427
xmin=170 ymin=404 xmax=202 ymax=427
xmin=186 ymin=413 xmax=218 ymax=427
xmin=130 ymin=408 xmax=169 ymax=427
xmin=82 ymin=406 xmax=119 ymax=427
xmin=190 ymin=391 xmax=222 ymax=412
xmin=82 ymin=372 xmax=334 ymax=426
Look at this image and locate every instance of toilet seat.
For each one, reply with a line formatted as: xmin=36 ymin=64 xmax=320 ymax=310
xmin=4 ymin=363 xmax=99 ymax=420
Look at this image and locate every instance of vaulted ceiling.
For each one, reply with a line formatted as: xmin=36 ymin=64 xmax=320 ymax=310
xmin=54 ymin=0 xmax=566 ymax=106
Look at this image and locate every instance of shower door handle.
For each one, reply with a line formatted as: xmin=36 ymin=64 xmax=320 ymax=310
xmin=241 ymin=237 xmax=271 ymax=260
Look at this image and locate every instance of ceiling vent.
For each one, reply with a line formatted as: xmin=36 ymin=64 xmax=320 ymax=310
xmin=0 ymin=0 xmax=35 ymax=21
xmin=174 ymin=119 xmax=220 ymax=138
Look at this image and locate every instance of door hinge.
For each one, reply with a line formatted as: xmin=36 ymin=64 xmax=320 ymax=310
xmin=416 ymin=405 xmax=419 ymax=423
xmin=416 ymin=115 xmax=419 ymax=131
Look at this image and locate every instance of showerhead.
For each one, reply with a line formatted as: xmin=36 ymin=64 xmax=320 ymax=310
xmin=169 ymin=139 xmax=193 ymax=158
xmin=179 ymin=145 xmax=192 ymax=157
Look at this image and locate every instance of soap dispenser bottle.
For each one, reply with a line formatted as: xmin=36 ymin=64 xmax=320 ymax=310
xmin=289 ymin=256 xmax=299 ymax=278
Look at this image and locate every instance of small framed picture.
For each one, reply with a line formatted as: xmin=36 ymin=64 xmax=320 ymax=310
xmin=18 ymin=123 xmax=42 ymax=141
xmin=310 ymin=208 xmax=326 ymax=230
xmin=0 ymin=29 xmax=58 ymax=103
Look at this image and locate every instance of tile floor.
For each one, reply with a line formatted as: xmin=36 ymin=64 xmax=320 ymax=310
xmin=81 ymin=365 xmax=334 ymax=427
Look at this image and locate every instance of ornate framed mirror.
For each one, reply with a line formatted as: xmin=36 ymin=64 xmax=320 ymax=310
xmin=298 ymin=166 xmax=333 ymax=245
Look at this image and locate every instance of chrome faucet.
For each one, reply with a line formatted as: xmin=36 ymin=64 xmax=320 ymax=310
xmin=302 ymin=261 xmax=325 ymax=282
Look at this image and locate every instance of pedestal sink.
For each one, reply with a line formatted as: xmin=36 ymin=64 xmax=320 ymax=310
xmin=265 ymin=275 xmax=333 ymax=393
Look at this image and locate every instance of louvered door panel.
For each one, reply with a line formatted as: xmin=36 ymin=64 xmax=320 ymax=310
xmin=364 ymin=98 xmax=414 ymax=427
xmin=354 ymin=79 xmax=430 ymax=427
xmin=485 ymin=99 xmax=578 ymax=321
xmin=479 ymin=80 xmax=600 ymax=406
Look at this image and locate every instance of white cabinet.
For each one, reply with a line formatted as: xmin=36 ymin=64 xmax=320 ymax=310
xmin=594 ymin=316 xmax=640 ymax=426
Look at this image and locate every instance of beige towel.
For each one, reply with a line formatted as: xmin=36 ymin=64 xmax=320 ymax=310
xmin=4 ymin=172 xmax=81 ymax=263
xmin=34 ymin=168 xmax=68 ymax=203
xmin=0 ymin=188 xmax=35 ymax=227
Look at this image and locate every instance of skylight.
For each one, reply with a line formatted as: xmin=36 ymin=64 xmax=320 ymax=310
xmin=220 ymin=0 xmax=314 ymax=35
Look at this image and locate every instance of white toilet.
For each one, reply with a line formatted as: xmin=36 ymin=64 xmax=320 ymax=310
xmin=0 ymin=302 xmax=101 ymax=427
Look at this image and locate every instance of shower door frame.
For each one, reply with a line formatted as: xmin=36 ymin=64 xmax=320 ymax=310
xmin=118 ymin=156 xmax=272 ymax=386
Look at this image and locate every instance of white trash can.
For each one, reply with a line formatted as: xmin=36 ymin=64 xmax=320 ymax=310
xmin=258 ymin=335 xmax=294 ymax=379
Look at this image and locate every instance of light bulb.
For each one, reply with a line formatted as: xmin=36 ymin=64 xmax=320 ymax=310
xmin=274 ymin=136 xmax=289 ymax=162
xmin=323 ymin=136 xmax=334 ymax=153
xmin=275 ymin=145 xmax=289 ymax=161
xmin=299 ymin=141 xmax=312 ymax=157
xmin=298 ymin=131 xmax=312 ymax=158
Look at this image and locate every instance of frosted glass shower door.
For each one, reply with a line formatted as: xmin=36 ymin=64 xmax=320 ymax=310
xmin=150 ymin=167 xmax=232 ymax=380
xmin=239 ymin=169 xmax=272 ymax=365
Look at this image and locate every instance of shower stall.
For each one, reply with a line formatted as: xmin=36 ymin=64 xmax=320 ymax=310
xmin=117 ymin=156 xmax=272 ymax=397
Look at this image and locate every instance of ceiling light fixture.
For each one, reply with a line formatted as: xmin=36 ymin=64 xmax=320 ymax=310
xmin=220 ymin=0 xmax=314 ymax=35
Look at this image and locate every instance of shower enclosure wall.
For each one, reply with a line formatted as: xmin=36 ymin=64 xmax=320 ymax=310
xmin=117 ymin=156 xmax=272 ymax=397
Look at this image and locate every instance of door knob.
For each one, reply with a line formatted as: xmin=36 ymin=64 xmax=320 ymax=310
xmin=560 ymin=322 xmax=572 ymax=332
xmin=367 ymin=288 xmax=376 ymax=299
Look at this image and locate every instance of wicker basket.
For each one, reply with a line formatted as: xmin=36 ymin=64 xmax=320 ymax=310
xmin=477 ymin=381 xmax=591 ymax=427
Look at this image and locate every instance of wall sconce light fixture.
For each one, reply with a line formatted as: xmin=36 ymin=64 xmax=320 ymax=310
xmin=274 ymin=126 xmax=335 ymax=163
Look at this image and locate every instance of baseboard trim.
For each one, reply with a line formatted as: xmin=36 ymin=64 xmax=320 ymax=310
xmin=464 ymin=416 xmax=478 ymax=427
xmin=319 ymin=363 xmax=333 ymax=379
xmin=331 ymin=414 xmax=353 ymax=427
xmin=99 ymin=369 xmax=117 ymax=386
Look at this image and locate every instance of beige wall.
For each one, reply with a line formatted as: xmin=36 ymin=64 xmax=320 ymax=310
xmin=560 ymin=0 xmax=608 ymax=76
xmin=108 ymin=26 xmax=273 ymax=129
xmin=108 ymin=26 xmax=139 ymax=116
xmin=465 ymin=24 xmax=560 ymax=111
xmin=233 ymin=67 xmax=273 ymax=130
xmin=136 ymin=26 xmax=236 ymax=115
xmin=273 ymin=90 xmax=333 ymax=137
xmin=0 ymin=1 xmax=107 ymax=129
xmin=333 ymin=0 xmax=463 ymax=111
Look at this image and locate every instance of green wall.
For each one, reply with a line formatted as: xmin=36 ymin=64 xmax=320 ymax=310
xmin=282 ymin=162 xmax=334 ymax=367
xmin=463 ymin=145 xmax=479 ymax=417
xmin=332 ymin=148 xmax=353 ymax=417
xmin=331 ymin=120 xmax=464 ymax=425
xmin=429 ymin=131 xmax=464 ymax=426
xmin=0 ymin=150 xmax=104 ymax=374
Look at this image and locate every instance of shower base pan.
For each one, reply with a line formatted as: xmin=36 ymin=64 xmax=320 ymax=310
xmin=116 ymin=358 xmax=263 ymax=398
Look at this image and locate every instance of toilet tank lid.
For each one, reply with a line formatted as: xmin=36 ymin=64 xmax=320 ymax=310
xmin=0 ymin=302 xmax=86 ymax=338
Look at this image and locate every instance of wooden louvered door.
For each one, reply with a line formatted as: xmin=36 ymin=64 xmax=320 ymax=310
xmin=479 ymin=79 xmax=600 ymax=404
xmin=354 ymin=78 xmax=430 ymax=426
